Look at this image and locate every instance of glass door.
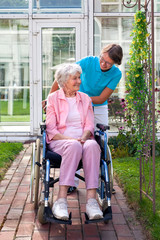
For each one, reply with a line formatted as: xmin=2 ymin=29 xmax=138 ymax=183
xmin=42 ymin=27 xmax=76 ymax=101
xmin=32 ymin=21 xmax=81 ymax=134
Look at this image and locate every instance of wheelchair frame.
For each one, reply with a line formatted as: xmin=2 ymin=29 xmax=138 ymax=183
xmin=30 ymin=123 xmax=113 ymax=225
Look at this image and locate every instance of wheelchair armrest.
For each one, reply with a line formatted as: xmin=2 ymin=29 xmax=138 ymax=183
xmin=40 ymin=121 xmax=46 ymax=134
xmin=96 ymin=123 xmax=110 ymax=131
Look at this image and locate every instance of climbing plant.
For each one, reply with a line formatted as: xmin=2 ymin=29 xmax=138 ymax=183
xmin=125 ymin=10 xmax=153 ymax=160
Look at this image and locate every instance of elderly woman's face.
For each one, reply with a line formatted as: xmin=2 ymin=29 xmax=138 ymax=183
xmin=65 ymin=72 xmax=81 ymax=92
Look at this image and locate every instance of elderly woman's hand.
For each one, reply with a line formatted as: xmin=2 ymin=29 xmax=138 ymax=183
xmin=77 ymin=130 xmax=91 ymax=144
xmin=77 ymin=138 xmax=86 ymax=144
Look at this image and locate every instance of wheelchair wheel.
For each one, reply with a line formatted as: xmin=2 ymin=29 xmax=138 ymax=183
xmin=37 ymin=201 xmax=52 ymax=224
xmin=97 ymin=145 xmax=113 ymax=213
xmin=34 ymin=138 xmax=41 ymax=209
xmin=37 ymin=202 xmax=47 ymax=224
xmin=30 ymin=142 xmax=36 ymax=203
xmin=107 ymin=145 xmax=113 ymax=194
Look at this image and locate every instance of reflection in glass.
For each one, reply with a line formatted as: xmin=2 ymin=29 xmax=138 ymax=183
xmin=94 ymin=15 xmax=160 ymax=130
xmin=94 ymin=0 xmax=160 ymax=13
xmin=0 ymin=20 xmax=29 ymax=124
xmin=0 ymin=0 xmax=28 ymax=13
xmin=94 ymin=16 xmax=135 ymax=131
xmin=33 ymin=0 xmax=82 ymax=13
xmin=156 ymin=17 xmax=160 ymax=41
xmin=42 ymin=28 xmax=76 ymax=101
xmin=94 ymin=0 xmax=137 ymax=13
xmin=122 ymin=18 xmax=134 ymax=40
xmin=94 ymin=0 xmax=159 ymax=13
xmin=94 ymin=17 xmax=134 ymax=54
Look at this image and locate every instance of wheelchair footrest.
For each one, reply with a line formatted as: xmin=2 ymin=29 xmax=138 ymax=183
xmin=44 ymin=206 xmax=72 ymax=225
xmin=103 ymin=206 xmax=112 ymax=221
xmin=84 ymin=206 xmax=112 ymax=224
xmin=84 ymin=213 xmax=104 ymax=224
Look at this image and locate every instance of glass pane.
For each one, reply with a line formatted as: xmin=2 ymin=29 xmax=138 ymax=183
xmin=94 ymin=0 xmax=137 ymax=13
xmin=33 ymin=0 xmax=82 ymax=13
xmin=155 ymin=17 xmax=160 ymax=102
xmin=94 ymin=17 xmax=134 ymax=55
xmin=122 ymin=18 xmax=134 ymax=40
xmin=94 ymin=16 xmax=160 ymax=131
xmin=156 ymin=0 xmax=160 ymax=12
xmin=0 ymin=0 xmax=28 ymax=13
xmin=0 ymin=19 xmax=29 ymax=126
xmin=94 ymin=16 xmax=134 ymax=131
xmin=94 ymin=0 xmax=160 ymax=13
xmin=42 ymin=28 xmax=76 ymax=101
xmin=156 ymin=17 xmax=160 ymax=41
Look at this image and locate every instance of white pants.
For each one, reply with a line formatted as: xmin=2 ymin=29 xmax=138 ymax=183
xmin=74 ymin=105 xmax=108 ymax=187
xmin=94 ymin=105 xmax=108 ymax=130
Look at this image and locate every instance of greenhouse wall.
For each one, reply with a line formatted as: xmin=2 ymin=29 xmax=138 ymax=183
xmin=0 ymin=0 xmax=160 ymax=141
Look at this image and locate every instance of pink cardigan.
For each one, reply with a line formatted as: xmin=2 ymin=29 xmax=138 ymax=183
xmin=46 ymin=88 xmax=94 ymax=143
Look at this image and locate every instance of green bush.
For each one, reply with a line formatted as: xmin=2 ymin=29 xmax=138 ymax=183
xmin=109 ymin=131 xmax=160 ymax=158
xmin=108 ymin=130 xmax=137 ymax=158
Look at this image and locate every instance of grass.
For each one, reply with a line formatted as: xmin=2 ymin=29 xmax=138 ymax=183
xmin=113 ymin=156 xmax=160 ymax=240
xmin=0 ymin=99 xmax=30 ymax=115
xmin=0 ymin=115 xmax=30 ymax=122
xmin=0 ymin=100 xmax=30 ymax=122
xmin=0 ymin=142 xmax=23 ymax=181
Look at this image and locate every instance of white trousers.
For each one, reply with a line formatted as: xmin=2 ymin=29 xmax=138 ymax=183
xmin=94 ymin=105 xmax=108 ymax=130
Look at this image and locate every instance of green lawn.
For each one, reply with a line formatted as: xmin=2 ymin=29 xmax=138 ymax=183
xmin=113 ymin=157 xmax=160 ymax=240
xmin=0 ymin=100 xmax=30 ymax=115
xmin=0 ymin=115 xmax=30 ymax=122
xmin=0 ymin=100 xmax=30 ymax=122
xmin=0 ymin=142 xmax=23 ymax=181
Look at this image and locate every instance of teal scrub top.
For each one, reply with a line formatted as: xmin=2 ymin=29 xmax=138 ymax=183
xmin=76 ymin=56 xmax=122 ymax=106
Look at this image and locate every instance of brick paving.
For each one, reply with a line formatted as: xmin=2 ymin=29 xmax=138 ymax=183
xmin=0 ymin=144 xmax=146 ymax=240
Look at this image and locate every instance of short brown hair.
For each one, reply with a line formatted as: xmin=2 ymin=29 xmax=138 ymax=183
xmin=101 ymin=44 xmax=123 ymax=65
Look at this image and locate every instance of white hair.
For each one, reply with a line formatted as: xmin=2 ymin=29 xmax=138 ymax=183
xmin=54 ymin=63 xmax=82 ymax=88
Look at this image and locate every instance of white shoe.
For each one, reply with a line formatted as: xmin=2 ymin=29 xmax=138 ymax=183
xmin=86 ymin=198 xmax=103 ymax=220
xmin=52 ymin=198 xmax=69 ymax=220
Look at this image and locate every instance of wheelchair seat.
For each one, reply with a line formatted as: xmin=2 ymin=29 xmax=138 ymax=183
xmin=45 ymin=149 xmax=61 ymax=168
xmin=45 ymin=146 xmax=83 ymax=170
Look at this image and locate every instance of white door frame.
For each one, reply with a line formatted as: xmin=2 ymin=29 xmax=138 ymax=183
xmin=31 ymin=19 xmax=87 ymax=135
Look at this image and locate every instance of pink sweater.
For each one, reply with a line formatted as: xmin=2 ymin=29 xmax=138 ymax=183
xmin=46 ymin=88 xmax=94 ymax=143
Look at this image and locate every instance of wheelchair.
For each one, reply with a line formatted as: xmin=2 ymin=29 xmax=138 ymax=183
xmin=30 ymin=122 xmax=113 ymax=225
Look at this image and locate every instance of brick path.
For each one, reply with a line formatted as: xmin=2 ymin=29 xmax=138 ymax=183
xmin=0 ymin=144 xmax=146 ymax=240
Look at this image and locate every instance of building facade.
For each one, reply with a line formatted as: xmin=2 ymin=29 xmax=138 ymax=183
xmin=0 ymin=0 xmax=160 ymax=141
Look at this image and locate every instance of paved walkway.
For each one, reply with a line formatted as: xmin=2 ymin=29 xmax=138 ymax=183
xmin=0 ymin=144 xmax=146 ymax=240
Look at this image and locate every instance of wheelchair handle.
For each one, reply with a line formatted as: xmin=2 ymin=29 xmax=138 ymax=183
xmin=40 ymin=122 xmax=46 ymax=134
xmin=96 ymin=123 xmax=110 ymax=131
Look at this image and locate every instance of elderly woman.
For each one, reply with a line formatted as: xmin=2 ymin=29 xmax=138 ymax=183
xmin=46 ymin=63 xmax=103 ymax=220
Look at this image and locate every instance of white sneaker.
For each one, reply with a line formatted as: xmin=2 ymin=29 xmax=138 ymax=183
xmin=86 ymin=198 xmax=103 ymax=220
xmin=52 ymin=198 xmax=69 ymax=220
